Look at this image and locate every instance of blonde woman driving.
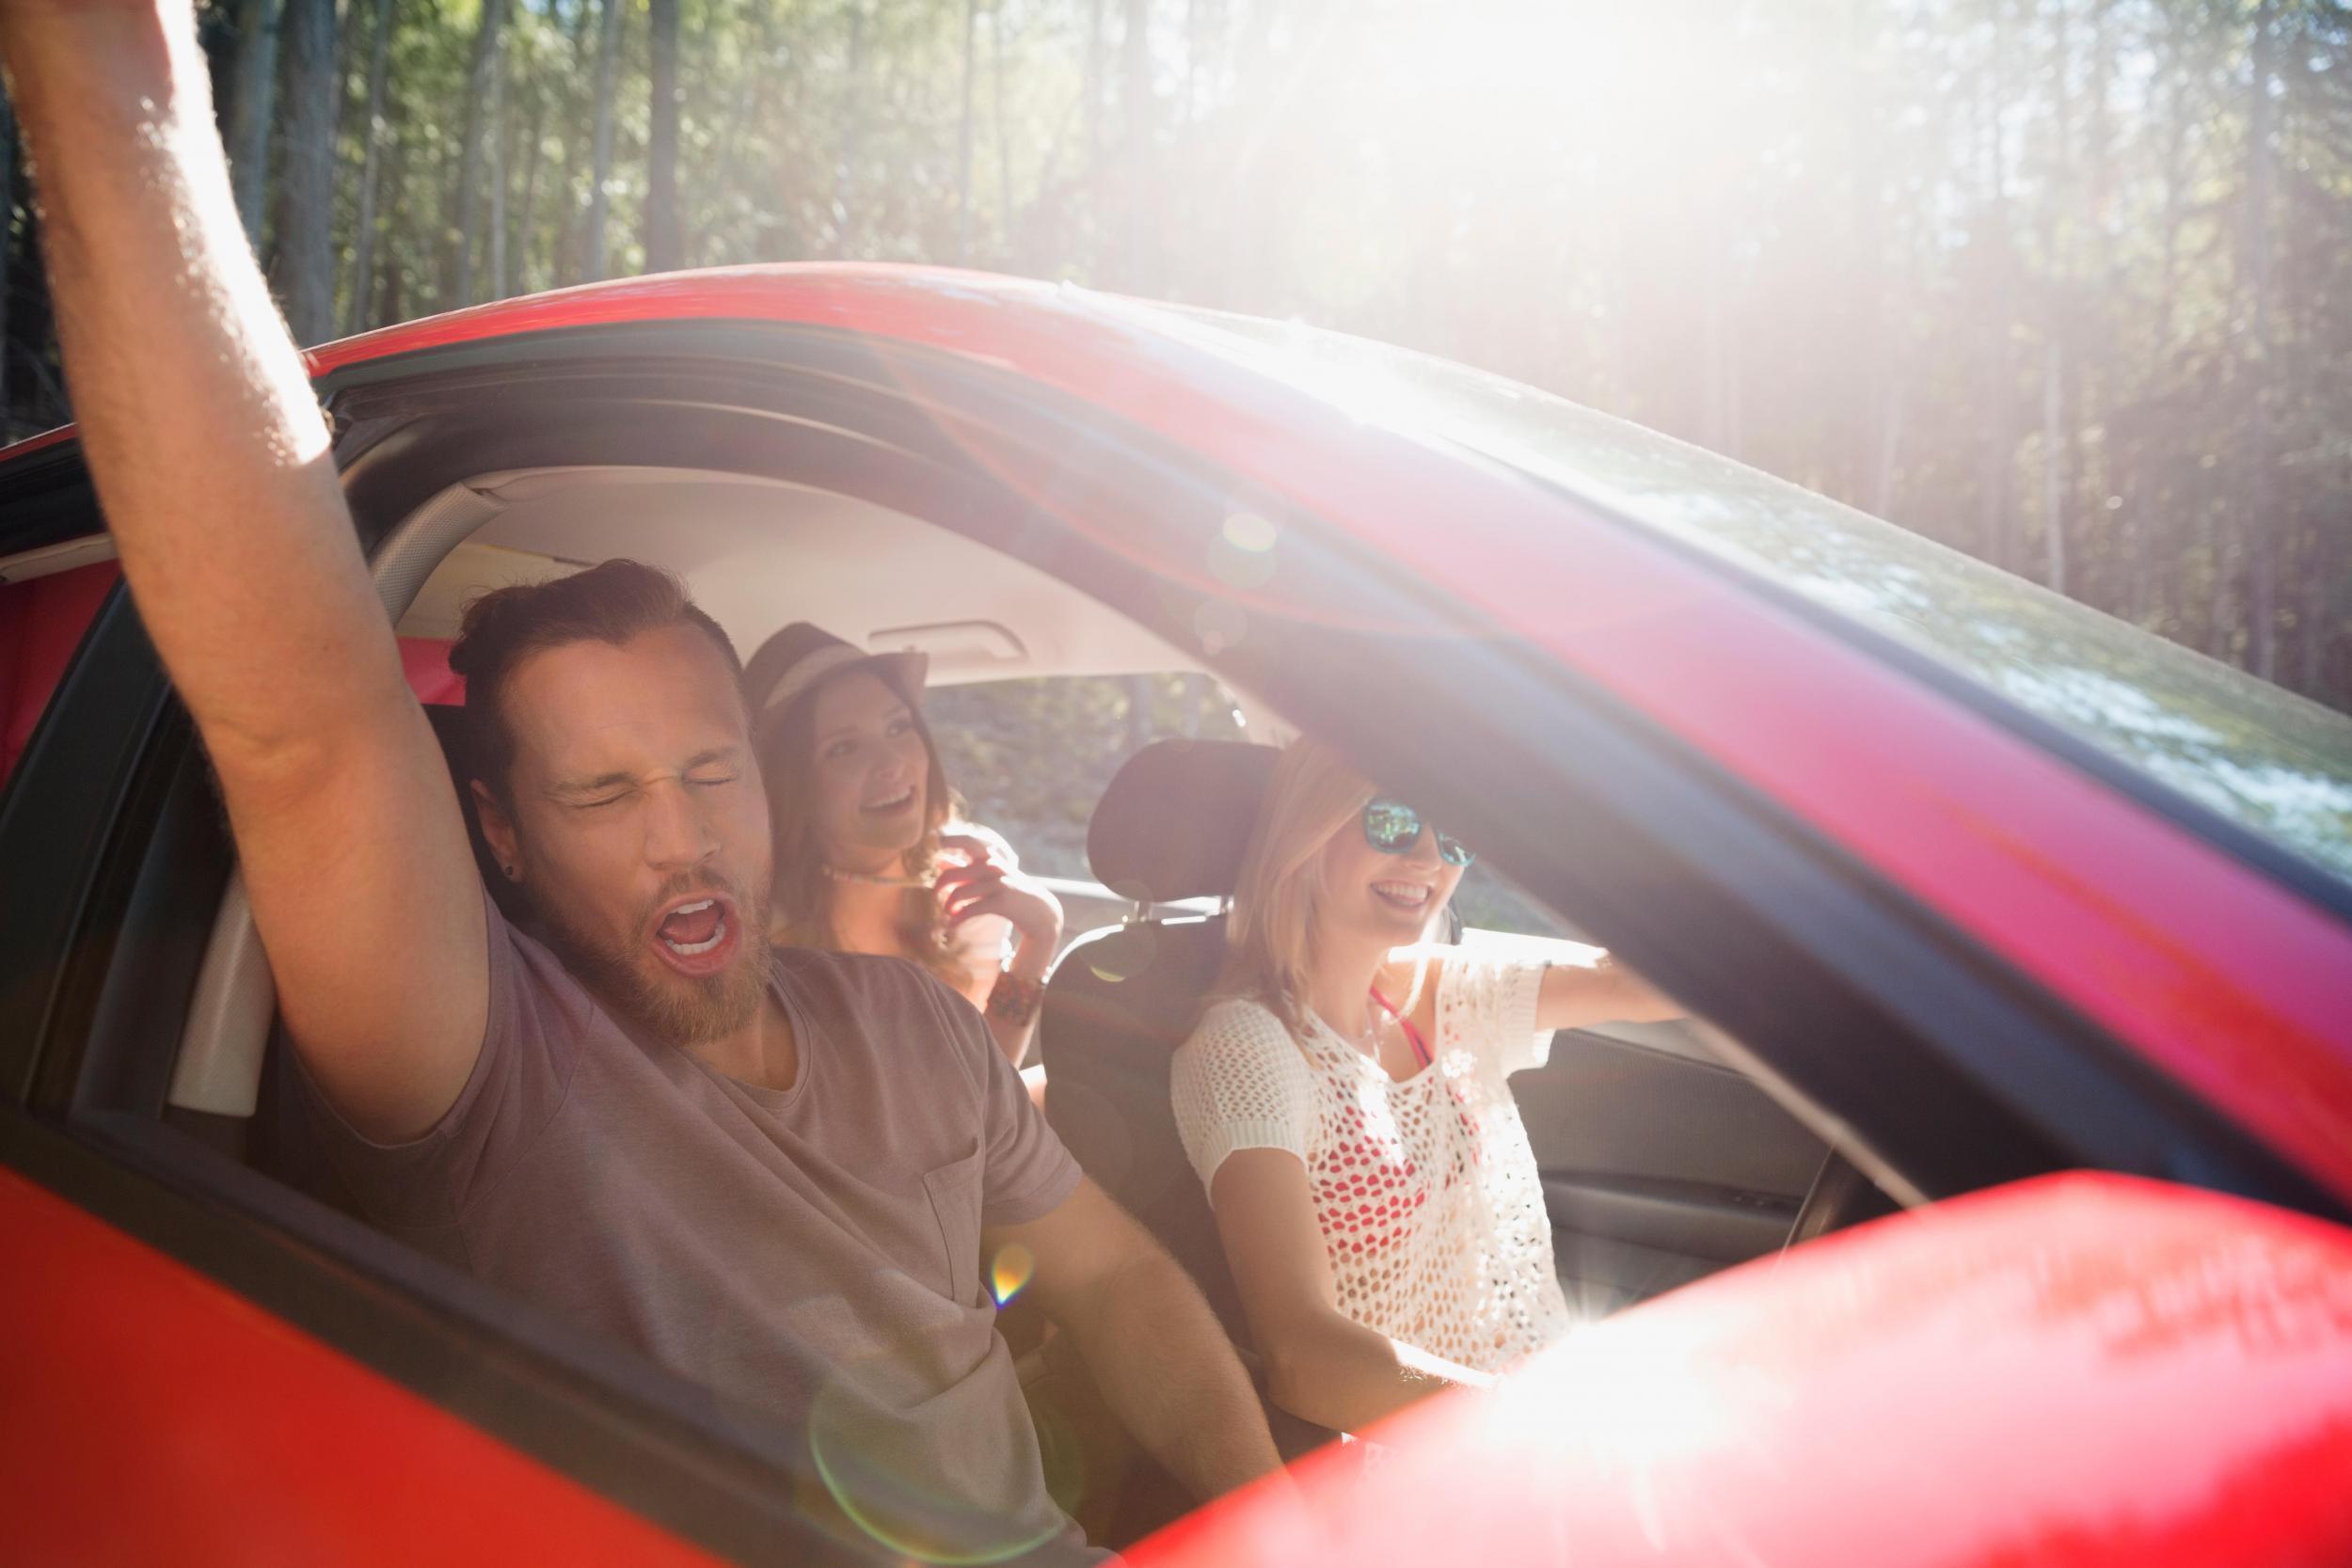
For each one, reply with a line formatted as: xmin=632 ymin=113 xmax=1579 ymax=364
xmin=1171 ymin=736 xmax=1678 ymax=1435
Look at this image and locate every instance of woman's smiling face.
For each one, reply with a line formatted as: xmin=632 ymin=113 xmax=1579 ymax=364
xmin=1314 ymin=798 xmax=1464 ymax=946
xmin=804 ymin=670 xmax=933 ymax=866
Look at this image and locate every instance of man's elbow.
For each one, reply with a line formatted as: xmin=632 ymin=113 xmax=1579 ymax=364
xmin=205 ymin=678 xmax=423 ymax=810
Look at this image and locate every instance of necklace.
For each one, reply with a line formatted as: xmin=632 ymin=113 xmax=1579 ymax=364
xmin=822 ymin=864 xmax=934 ymax=890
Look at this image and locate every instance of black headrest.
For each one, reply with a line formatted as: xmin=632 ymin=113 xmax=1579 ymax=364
xmin=1088 ymin=738 xmax=1279 ymax=904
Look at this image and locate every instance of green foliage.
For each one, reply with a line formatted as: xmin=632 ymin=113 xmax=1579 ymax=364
xmin=3 ymin=0 xmax=2348 ymax=880
xmin=926 ymin=673 xmax=1245 ymax=879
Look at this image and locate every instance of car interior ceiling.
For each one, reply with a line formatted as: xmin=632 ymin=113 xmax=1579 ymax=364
xmin=119 ymin=457 xmax=1890 ymax=1543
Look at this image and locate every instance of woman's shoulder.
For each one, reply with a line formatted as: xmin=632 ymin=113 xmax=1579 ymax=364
xmin=1170 ymin=996 xmax=1320 ymax=1119
xmin=1181 ymin=995 xmax=1310 ymax=1063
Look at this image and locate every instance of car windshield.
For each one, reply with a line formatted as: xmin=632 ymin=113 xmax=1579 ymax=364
xmin=1134 ymin=302 xmax=2352 ymax=890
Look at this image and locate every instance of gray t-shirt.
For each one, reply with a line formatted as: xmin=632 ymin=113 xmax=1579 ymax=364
xmin=282 ymin=892 xmax=1087 ymax=1560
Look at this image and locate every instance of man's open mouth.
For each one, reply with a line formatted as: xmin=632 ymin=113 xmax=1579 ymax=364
xmin=651 ymin=892 xmax=740 ymax=976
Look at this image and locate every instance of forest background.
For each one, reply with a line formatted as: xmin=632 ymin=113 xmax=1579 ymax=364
xmin=0 ymin=0 xmax=2346 ymax=909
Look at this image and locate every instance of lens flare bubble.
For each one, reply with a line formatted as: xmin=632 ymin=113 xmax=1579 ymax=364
xmin=990 ymin=1243 xmax=1036 ymax=1307
xmin=1221 ymin=511 xmax=1280 ymax=553
xmin=806 ymin=1372 xmax=1062 ymax=1565
xmin=1088 ymin=921 xmax=1158 ymax=983
xmin=1206 ymin=518 xmax=1279 ymax=590
xmin=1195 ymin=597 xmax=1248 ymax=655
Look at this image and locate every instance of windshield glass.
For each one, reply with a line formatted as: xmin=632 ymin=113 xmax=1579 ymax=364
xmin=1136 ymin=303 xmax=2352 ymax=888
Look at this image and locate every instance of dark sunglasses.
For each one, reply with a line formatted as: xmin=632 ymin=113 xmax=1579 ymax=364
xmin=1361 ymin=797 xmax=1475 ymax=867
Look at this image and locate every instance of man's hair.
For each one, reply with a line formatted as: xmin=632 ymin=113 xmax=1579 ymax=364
xmin=449 ymin=559 xmax=743 ymax=807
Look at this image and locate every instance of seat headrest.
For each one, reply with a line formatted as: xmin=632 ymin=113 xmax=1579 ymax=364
xmin=1088 ymin=738 xmax=1279 ymax=905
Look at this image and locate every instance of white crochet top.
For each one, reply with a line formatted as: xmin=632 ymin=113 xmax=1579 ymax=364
xmin=1170 ymin=952 xmax=1570 ymax=1372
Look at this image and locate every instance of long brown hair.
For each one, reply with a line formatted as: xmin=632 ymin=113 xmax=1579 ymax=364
xmin=1214 ymin=736 xmax=1441 ymax=1037
xmin=756 ymin=663 xmax=963 ymax=987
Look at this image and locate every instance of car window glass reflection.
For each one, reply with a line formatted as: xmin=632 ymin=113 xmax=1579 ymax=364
xmin=1145 ymin=306 xmax=2352 ymax=888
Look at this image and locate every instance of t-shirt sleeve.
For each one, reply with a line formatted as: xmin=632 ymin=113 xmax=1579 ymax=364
xmin=1437 ymin=950 xmax=1553 ymax=1077
xmin=280 ymin=884 xmax=579 ymax=1240
xmin=949 ymin=979 xmax=1083 ymax=1227
xmin=1169 ymin=999 xmax=1314 ymax=1192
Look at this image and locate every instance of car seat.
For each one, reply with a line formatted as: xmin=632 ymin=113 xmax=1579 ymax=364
xmin=1041 ymin=737 xmax=1277 ymax=1345
xmin=1029 ymin=738 xmax=1343 ymax=1542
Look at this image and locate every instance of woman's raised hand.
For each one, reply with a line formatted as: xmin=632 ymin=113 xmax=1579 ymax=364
xmin=934 ymin=831 xmax=1065 ymax=952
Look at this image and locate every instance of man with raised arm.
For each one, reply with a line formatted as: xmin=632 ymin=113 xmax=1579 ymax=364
xmin=0 ymin=5 xmax=1288 ymax=1556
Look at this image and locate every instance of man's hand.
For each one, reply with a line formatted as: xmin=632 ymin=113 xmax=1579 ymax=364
xmin=986 ymin=1179 xmax=1286 ymax=1503
xmin=1 ymin=1 xmax=488 ymax=1139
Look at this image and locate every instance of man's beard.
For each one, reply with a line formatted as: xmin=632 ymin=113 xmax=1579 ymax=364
xmin=534 ymin=873 xmax=772 ymax=1048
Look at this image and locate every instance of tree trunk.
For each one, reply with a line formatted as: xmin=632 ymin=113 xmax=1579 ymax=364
xmin=1124 ymin=674 xmax=1152 ymax=756
xmin=513 ymin=99 xmax=547 ymax=296
xmin=829 ymin=2 xmax=870 ymax=258
xmin=489 ymin=54 xmax=510 ymax=300
xmin=226 ymin=0 xmax=282 ymax=245
xmin=2153 ymin=54 xmax=2187 ymax=356
xmin=1872 ymin=377 xmax=1905 ymax=521
xmin=2042 ymin=339 xmax=2067 ymax=594
xmin=646 ymin=0 xmax=684 ymax=273
xmin=0 ymin=80 xmax=13 ymax=438
xmin=375 ymin=135 xmax=410 ymax=327
xmin=1086 ymin=0 xmax=1105 ymax=170
xmin=993 ymin=3 xmax=1015 ymax=243
xmin=704 ymin=3 xmax=784 ymax=266
xmin=1120 ymin=0 xmax=1153 ymax=290
xmin=345 ymin=0 xmax=395 ymax=334
xmin=958 ymin=0 xmax=977 ymax=262
xmin=275 ymin=0 xmax=337 ymax=345
xmin=2041 ymin=0 xmax=2070 ymax=595
xmin=2245 ymin=0 xmax=2280 ymax=680
xmin=453 ymin=0 xmax=508 ymax=307
xmin=585 ymin=0 xmax=625 ymax=279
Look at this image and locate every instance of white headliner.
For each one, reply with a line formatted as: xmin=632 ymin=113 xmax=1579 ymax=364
xmin=393 ymin=466 xmax=1201 ymax=686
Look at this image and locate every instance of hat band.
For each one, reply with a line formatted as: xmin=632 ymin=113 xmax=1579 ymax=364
xmin=758 ymin=642 xmax=870 ymax=719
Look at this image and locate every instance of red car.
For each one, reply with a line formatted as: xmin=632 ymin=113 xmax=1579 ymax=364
xmin=4 ymin=266 xmax=2349 ymax=1567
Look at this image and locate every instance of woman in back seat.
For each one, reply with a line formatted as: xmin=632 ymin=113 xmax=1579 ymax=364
xmin=1170 ymin=736 xmax=1677 ymax=1434
xmin=746 ymin=624 xmax=1059 ymax=1099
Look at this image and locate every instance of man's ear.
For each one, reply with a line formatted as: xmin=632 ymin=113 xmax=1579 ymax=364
xmin=472 ymin=779 xmax=522 ymax=882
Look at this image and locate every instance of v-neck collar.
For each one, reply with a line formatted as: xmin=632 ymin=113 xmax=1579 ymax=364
xmin=682 ymin=954 xmax=819 ymax=1113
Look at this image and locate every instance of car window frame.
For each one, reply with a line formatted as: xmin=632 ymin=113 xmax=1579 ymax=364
xmin=3 ymin=318 xmax=2340 ymax=1561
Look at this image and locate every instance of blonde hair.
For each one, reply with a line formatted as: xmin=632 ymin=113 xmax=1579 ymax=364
xmin=1215 ymin=736 xmax=1438 ymax=1037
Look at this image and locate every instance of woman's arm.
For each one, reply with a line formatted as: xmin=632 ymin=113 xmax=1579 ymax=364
xmin=1209 ymin=1149 xmax=1493 ymax=1434
xmin=935 ymin=830 xmax=1064 ymax=1071
xmin=1533 ymin=951 xmax=1682 ymax=1033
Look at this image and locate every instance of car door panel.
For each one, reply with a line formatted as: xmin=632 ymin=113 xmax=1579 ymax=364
xmin=1515 ymin=1027 xmax=1829 ymax=1311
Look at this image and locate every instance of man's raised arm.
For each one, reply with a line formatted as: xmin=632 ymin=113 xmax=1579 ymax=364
xmin=2 ymin=3 xmax=486 ymax=1138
